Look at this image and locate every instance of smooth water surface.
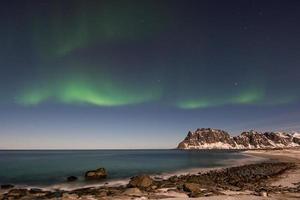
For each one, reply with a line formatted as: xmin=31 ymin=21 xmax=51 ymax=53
xmin=0 ymin=150 xmax=246 ymax=186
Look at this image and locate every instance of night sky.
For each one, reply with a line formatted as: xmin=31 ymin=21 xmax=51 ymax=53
xmin=1 ymin=0 xmax=300 ymax=149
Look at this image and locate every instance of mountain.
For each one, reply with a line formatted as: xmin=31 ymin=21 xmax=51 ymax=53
xmin=177 ymin=128 xmax=300 ymax=150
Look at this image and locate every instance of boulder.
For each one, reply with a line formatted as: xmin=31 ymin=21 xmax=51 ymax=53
xmin=259 ymin=191 xmax=268 ymax=197
xmin=85 ymin=168 xmax=107 ymax=180
xmin=122 ymin=187 xmax=143 ymax=196
xmin=96 ymin=190 xmax=107 ymax=197
xmin=183 ymin=183 xmax=216 ymax=197
xmin=67 ymin=176 xmax=78 ymax=182
xmin=128 ymin=175 xmax=153 ymax=189
xmin=29 ymin=188 xmax=43 ymax=193
xmin=293 ymin=137 xmax=300 ymax=144
xmin=183 ymin=183 xmax=202 ymax=193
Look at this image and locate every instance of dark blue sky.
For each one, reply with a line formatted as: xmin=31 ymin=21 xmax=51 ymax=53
xmin=1 ymin=0 xmax=300 ymax=149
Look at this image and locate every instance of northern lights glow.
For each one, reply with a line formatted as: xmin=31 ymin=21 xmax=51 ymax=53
xmin=176 ymin=87 xmax=265 ymax=109
xmin=1 ymin=0 xmax=300 ymax=149
xmin=30 ymin=1 xmax=168 ymax=58
xmin=17 ymin=79 xmax=295 ymax=109
xmin=4 ymin=1 xmax=298 ymax=110
xmin=17 ymin=75 xmax=162 ymax=107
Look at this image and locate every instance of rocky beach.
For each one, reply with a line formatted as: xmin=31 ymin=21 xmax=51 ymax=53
xmin=1 ymin=148 xmax=300 ymax=200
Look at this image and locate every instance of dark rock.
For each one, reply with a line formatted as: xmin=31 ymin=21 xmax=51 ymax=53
xmin=85 ymin=168 xmax=107 ymax=180
xmin=183 ymin=183 xmax=219 ymax=197
xmin=67 ymin=176 xmax=78 ymax=182
xmin=183 ymin=183 xmax=202 ymax=193
xmin=29 ymin=188 xmax=43 ymax=193
xmin=293 ymin=137 xmax=300 ymax=144
xmin=7 ymin=188 xmax=28 ymax=197
xmin=128 ymin=175 xmax=153 ymax=189
xmin=1 ymin=184 xmax=14 ymax=189
xmin=46 ymin=190 xmax=63 ymax=199
xmin=96 ymin=190 xmax=108 ymax=197
xmin=107 ymin=187 xmax=123 ymax=196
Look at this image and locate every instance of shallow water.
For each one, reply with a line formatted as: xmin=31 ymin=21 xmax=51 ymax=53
xmin=0 ymin=150 xmax=250 ymax=186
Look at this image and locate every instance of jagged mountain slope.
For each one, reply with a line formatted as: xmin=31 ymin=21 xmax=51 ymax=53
xmin=177 ymin=128 xmax=300 ymax=149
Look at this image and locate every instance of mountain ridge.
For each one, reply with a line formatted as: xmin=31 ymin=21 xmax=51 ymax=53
xmin=177 ymin=128 xmax=300 ymax=150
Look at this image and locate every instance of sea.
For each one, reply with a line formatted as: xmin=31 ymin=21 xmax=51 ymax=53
xmin=0 ymin=150 xmax=263 ymax=189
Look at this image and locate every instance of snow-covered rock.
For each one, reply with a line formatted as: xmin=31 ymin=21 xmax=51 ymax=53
xmin=292 ymin=132 xmax=300 ymax=138
xmin=177 ymin=128 xmax=300 ymax=150
xmin=292 ymin=132 xmax=300 ymax=144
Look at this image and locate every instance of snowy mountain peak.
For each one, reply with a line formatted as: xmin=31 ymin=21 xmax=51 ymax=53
xmin=177 ymin=128 xmax=300 ymax=150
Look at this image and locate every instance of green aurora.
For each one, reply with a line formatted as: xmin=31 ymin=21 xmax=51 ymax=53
xmin=3 ymin=0 xmax=299 ymax=110
xmin=16 ymin=76 xmax=296 ymax=109
xmin=30 ymin=1 xmax=168 ymax=59
xmin=17 ymin=75 xmax=162 ymax=107
xmin=176 ymin=87 xmax=265 ymax=109
xmin=2 ymin=0 xmax=300 ymax=151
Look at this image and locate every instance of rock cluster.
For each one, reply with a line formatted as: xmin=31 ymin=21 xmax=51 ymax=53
xmin=159 ymin=162 xmax=296 ymax=197
xmin=178 ymin=128 xmax=300 ymax=149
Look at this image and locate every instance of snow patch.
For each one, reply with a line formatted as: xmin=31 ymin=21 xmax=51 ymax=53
xmin=275 ymin=132 xmax=290 ymax=138
xmin=184 ymin=142 xmax=237 ymax=150
xmin=292 ymin=132 xmax=300 ymax=139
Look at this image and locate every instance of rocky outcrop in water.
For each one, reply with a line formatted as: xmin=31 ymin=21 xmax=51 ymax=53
xmin=67 ymin=176 xmax=78 ymax=182
xmin=85 ymin=168 xmax=107 ymax=180
xmin=178 ymin=128 xmax=300 ymax=149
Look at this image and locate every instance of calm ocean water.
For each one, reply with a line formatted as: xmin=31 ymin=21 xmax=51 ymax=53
xmin=0 ymin=150 xmax=249 ymax=186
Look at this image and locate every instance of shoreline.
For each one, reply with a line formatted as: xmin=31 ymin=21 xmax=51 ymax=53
xmin=1 ymin=149 xmax=300 ymax=199
xmin=1 ymin=151 xmax=265 ymax=191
